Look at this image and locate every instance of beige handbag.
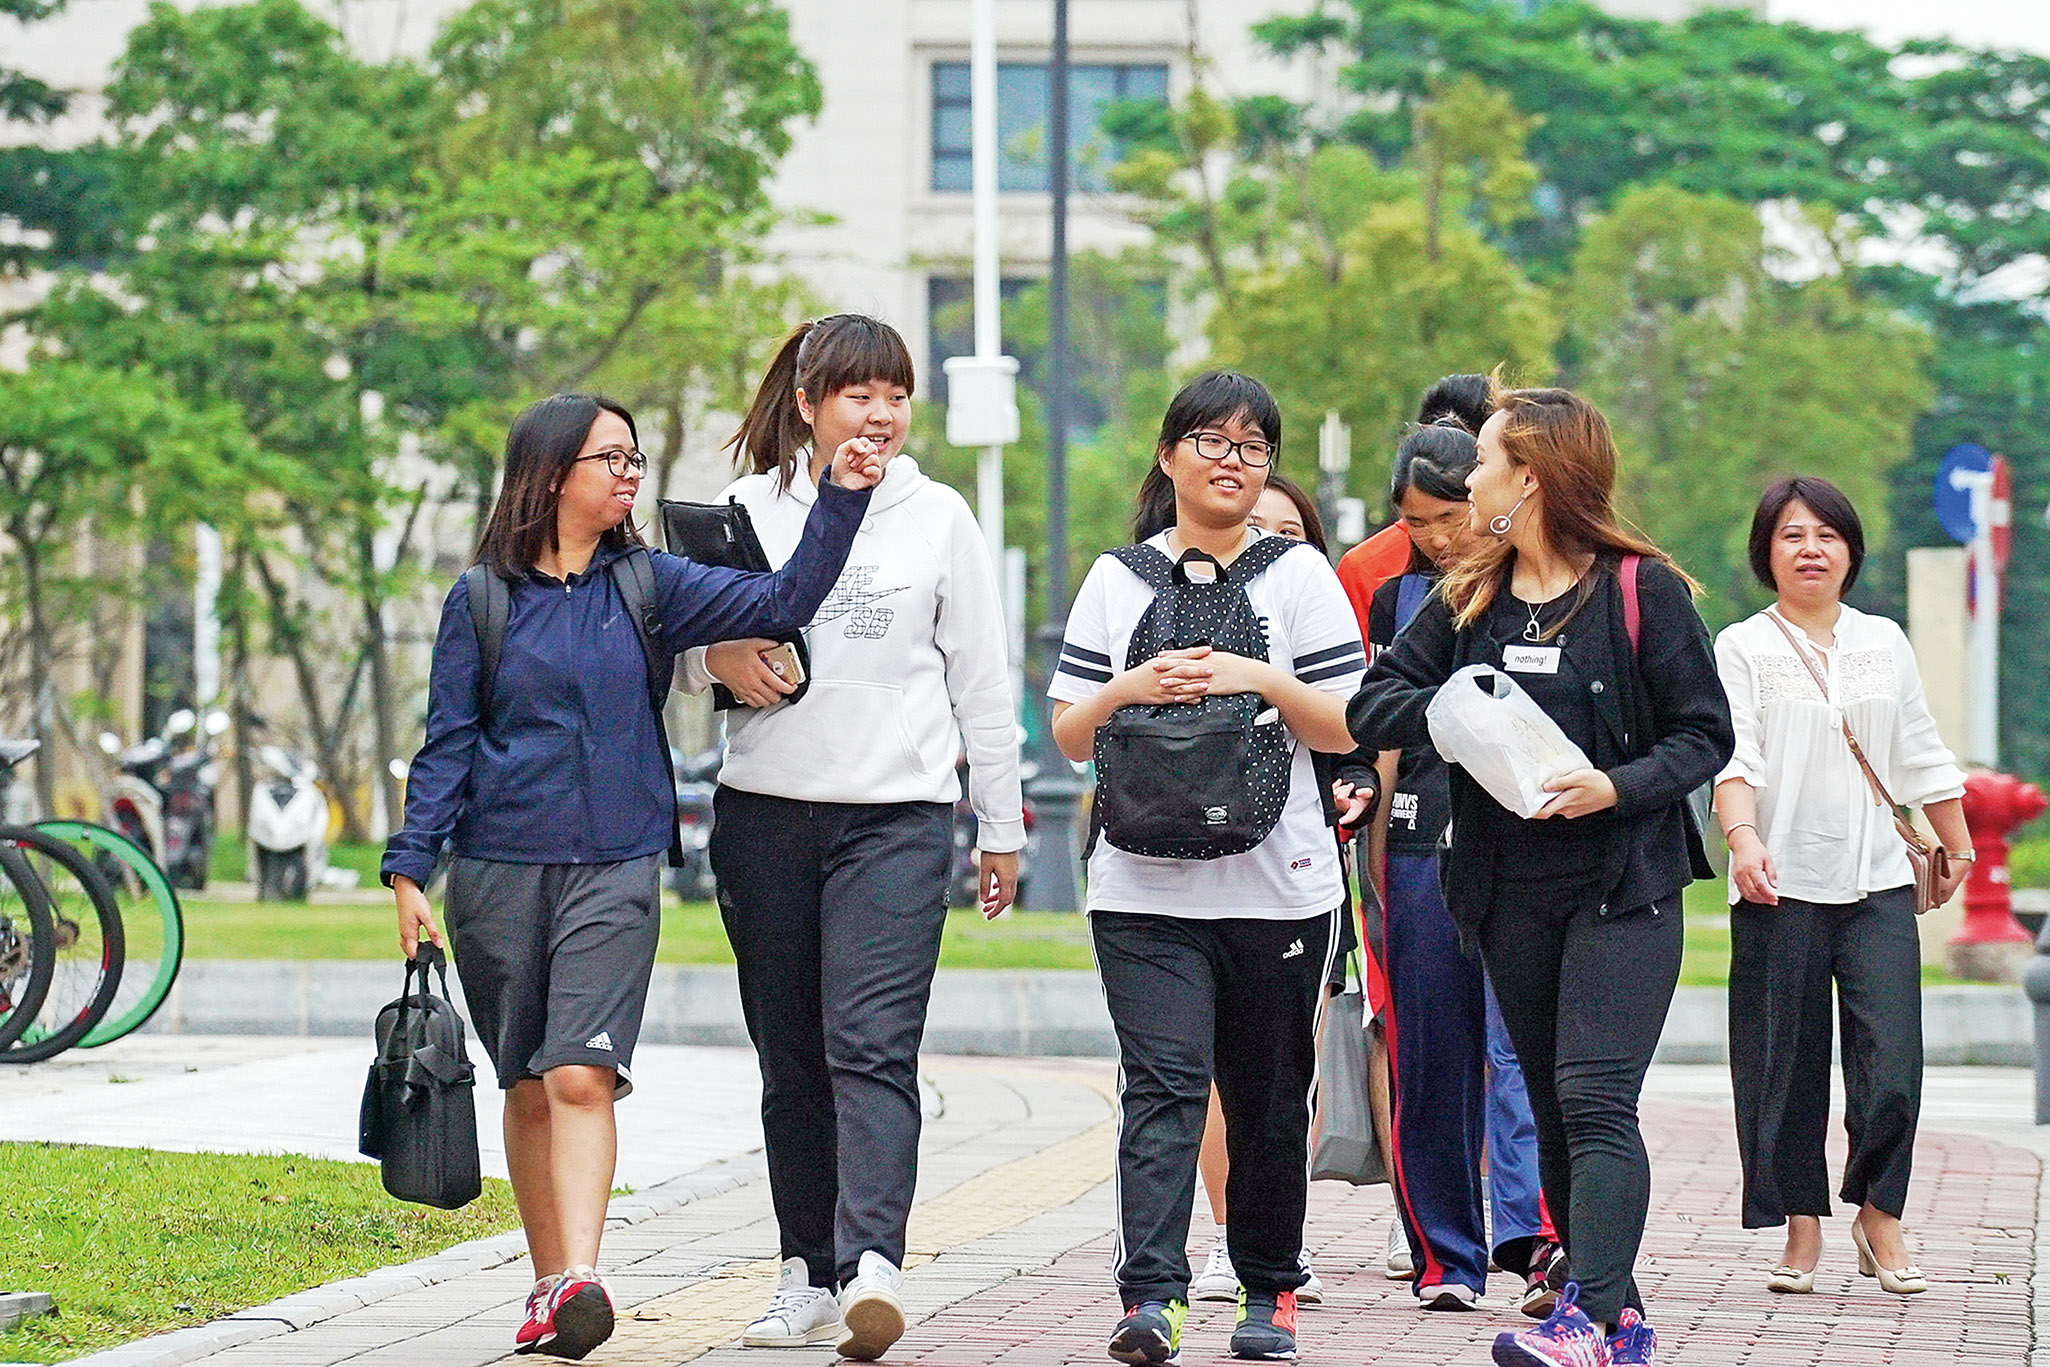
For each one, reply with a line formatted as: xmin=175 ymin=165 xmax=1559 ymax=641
xmin=1764 ymin=612 xmax=1949 ymax=914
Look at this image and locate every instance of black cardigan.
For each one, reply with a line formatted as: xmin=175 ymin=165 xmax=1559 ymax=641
xmin=1345 ymin=553 xmax=1734 ymax=940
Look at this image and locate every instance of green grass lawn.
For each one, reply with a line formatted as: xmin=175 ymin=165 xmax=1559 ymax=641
xmin=177 ymin=897 xmax=1101 ymax=969
xmin=180 ymin=849 xmax=1981 ymax=985
xmin=0 ymin=1144 xmax=519 ymax=1364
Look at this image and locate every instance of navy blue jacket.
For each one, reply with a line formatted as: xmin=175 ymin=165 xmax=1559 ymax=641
xmin=380 ymin=478 xmax=871 ymax=888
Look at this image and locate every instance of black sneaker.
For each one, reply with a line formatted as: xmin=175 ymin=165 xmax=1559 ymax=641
xmin=1229 ymin=1288 xmax=1297 ymax=1361
xmin=1109 ymin=1299 xmax=1186 ymax=1365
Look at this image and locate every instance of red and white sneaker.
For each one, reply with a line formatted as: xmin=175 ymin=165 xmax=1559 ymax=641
xmin=539 ymin=1267 xmax=615 ymax=1360
xmin=514 ymin=1275 xmax=561 ymax=1355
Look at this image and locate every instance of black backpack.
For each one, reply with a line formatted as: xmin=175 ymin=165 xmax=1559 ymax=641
xmin=461 ymin=550 xmax=682 ymax=866
xmin=1090 ymin=535 xmax=1300 ymax=860
xmin=358 ymin=944 xmax=482 ymax=1210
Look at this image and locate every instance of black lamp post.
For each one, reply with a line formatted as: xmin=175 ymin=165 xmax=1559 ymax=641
xmin=1026 ymin=0 xmax=1085 ymax=913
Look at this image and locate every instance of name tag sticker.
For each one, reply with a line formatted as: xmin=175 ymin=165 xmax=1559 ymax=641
xmin=1502 ymin=645 xmax=1562 ymax=675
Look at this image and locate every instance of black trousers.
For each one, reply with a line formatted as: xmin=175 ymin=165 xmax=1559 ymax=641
xmin=711 ymin=786 xmax=952 ymax=1288
xmin=1091 ymin=907 xmax=1338 ymax=1306
xmin=1728 ymin=886 xmax=1921 ymax=1228
xmin=1480 ymin=892 xmax=1682 ymax=1326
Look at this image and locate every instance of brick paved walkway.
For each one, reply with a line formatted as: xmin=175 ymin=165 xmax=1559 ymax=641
xmin=886 ymin=1101 xmax=2036 ymax=1367
xmin=59 ymin=1060 xmax=2043 ymax=1367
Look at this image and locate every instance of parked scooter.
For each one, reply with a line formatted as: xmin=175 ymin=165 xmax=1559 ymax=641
xmin=99 ymin=707 xmax=227 ymax=891
xmin=247 ymin=744 xmax=330 ymax=901
xmin=668 ymin=747 xmax=719 ymax=901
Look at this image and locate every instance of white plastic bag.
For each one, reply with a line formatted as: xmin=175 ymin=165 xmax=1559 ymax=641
xmin=1425 ymin=665 xmax=1592 ymax=819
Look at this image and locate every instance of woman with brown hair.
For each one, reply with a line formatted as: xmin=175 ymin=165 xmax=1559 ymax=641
xmin=1348 ymin=387 xmax=1733 ymax=1367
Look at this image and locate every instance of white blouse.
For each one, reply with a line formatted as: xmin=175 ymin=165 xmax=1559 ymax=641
xmin=1714 ymin=605 xmax=1966 ymax=906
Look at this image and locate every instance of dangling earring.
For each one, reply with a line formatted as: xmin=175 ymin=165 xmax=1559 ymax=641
xmin=1488 ymin=493 xmax=1528 ymax=537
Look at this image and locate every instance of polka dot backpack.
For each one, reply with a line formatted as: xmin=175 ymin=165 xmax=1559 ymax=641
xmin=1089 ymin=535 xmax=1299 ymax=860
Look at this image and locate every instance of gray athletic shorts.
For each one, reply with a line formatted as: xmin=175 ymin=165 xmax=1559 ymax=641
xmin=444 ymin=853 xmax=662 ymax=1099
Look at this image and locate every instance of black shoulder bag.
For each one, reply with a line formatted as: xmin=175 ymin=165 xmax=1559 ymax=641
xmin=358 ymin=943 xmax=483 ymax=1210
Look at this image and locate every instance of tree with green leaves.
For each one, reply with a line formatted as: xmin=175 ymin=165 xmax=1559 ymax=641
xmin=1108 ymin=77 xmax=1556 ymax=500
xmin=1564 ymin=184 xmax=1932 ymax=625
xmin=0 ymin=359 xmax=277 ymax=815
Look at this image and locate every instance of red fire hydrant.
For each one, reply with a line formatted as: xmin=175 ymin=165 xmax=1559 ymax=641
xmin=1951 ymin=769 xmax=2048 ymax=981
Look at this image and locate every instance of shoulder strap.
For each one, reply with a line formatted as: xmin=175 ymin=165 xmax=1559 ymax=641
xmin=1620 ymin=554 xmax=1641 ymax=656
xmin=607 ymin=548 xmax=668 ymax=716
xmin=607 ymin=548 xmax=684 ymax=868
xmin=1223 ymin=531 xmax=1298 ymax=581
xmin=1395 ymin=572 xmax=1430 ymax=630
xmin=1762 ymin=609 xmax=1901 ymax=813
xmin=462 ymin=564 xmax=509 ymax=721
xmin=1107 ymin=543 xmax=1178 ymax=590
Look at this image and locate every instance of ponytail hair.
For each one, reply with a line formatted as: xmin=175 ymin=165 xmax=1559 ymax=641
xmin=1439 ymin=383 xmax=1692 ymax=633
xmin=726 ymin=314 xmax=916 ymax=489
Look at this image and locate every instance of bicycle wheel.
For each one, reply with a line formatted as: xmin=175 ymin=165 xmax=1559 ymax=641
xmin=0 ymin=840 xmax=56 ymax=1051
xmin=35 ymin=820 xmax=184 ymax=1047
xmin=0 ymin=826 xmax=125 ymax=1063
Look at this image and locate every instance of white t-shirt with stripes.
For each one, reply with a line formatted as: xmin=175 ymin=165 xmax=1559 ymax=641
xmin=1049 ymin=529 xmax=1367 ymax=920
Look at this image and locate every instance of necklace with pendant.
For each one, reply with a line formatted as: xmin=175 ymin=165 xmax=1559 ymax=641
xmin=1523 ymin=598 xmax=1545 ymax=643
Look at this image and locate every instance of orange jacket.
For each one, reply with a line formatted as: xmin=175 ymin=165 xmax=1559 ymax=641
xmin=1334 ymin=522 xmax=1413 ymax=640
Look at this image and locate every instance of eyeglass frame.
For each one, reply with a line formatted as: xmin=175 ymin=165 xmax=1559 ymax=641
xmin=1180 ymin=430 xmax=1275 ymax=468
xmin=573 ymin=447 xmax=648 ymax=479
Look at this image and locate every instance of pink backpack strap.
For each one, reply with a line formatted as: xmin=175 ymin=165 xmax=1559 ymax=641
xmin=1620 ymin=554 xmax=1641 ymax=656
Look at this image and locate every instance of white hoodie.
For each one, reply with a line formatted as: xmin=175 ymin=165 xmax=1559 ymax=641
xmin=680 ymin=456 xmax=1025 ymax=852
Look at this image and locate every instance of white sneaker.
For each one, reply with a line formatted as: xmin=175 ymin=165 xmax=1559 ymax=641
xmin=835 ymin=1251 xmax=906 ymax=1361
xmin=1297 ymin=1250 xmax=1324 ymax=1306
xmin=742 ymin=1257 xmax=843 ymax=1347
xmin=1383 ymin=1222 xmax=1414 ymax=1280
xmin=1190 ymin=1236 xmax=1238 ymax=1302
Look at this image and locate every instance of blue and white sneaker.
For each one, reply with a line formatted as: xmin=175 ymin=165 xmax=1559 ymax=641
xmin=1606 ymin=1307 xmax=1656 ymax=1367
xmin=1491 ymin=1281 xmax=1609 ymax=1367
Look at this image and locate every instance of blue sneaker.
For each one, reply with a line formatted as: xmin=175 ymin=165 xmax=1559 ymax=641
xmin=1606 ymin=1307 xmax=1656 ymax=1366
xmin=1229 ymin=1288 xmax=1298 ymax=1361
xmin=1491 ymin=1281 xmax=1609 ymax=1367
xmin=1108 ymin=1299 xmax=1186 ymax=1366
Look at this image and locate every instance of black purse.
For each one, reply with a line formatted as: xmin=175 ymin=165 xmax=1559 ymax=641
xmin=358 ymin=943 xmax=483 ymax=1210
xmin=659 ymin=497 xmax=812 ymax=710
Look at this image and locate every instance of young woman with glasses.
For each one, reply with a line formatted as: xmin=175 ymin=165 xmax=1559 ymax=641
xmin=384 ymin=392 xmax=880 ymax=1360
xmin=1051 ymin=372 xmax=1366 ymax=1366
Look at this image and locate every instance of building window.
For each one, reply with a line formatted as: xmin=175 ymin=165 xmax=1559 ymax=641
xmin=931 ymin=61 xmax=1170 ymax=194
xmin=926 ymin=275 xmax=1032 ymax=406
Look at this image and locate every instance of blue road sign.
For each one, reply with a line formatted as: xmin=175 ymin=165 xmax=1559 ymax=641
xmin=1936 ymin=442 xmax=1994 ymax=545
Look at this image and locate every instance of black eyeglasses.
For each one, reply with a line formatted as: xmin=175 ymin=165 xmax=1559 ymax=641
xmin=1183 ymin=431 xmax=1274 ymax=468
xmin=574 ymin=448 xmax=647 ymax=479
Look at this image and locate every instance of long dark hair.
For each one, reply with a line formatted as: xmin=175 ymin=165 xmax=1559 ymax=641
xmin=474 ymin=394 xmax=645 ymax=579
xmin=727 ymin=314 xmax=917 ymax=490
xmin=1131 ymin=371 xmax=1284 ymax=541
